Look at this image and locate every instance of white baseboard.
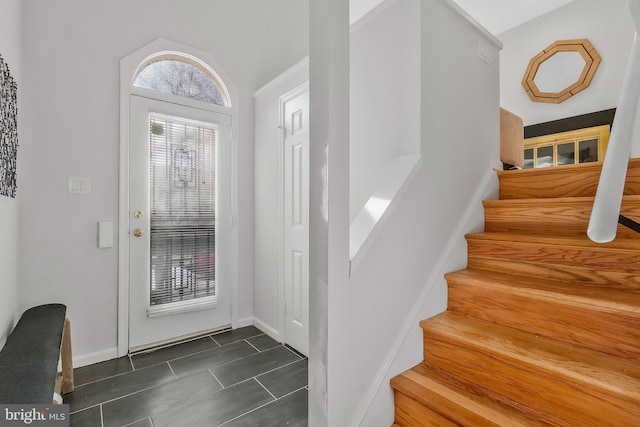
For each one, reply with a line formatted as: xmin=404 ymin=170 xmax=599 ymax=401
xmin=235 ymin=316 xmax=254 ymax=328
xmin=252 ymin=317 xmax=282 ymax=343
xmin=72 ymin=347 xmax=119 ymax=368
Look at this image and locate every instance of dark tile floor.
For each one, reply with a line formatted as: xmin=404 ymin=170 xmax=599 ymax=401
xmin=66 ymin=326 xmax=308 ymax=427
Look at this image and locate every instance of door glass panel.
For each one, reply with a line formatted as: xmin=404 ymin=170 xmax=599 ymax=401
xmin=524 ymin=148 xmax=534 ymax=169
xmin=557 ymin=142 xmax=576 ymax=166
xmin=149 ymin=114 xmax=217 ymax=306
xmin=536 ymin=145 xmax=554 ymax=168
xmin=579 ymin=138 xmax=598 ymax=163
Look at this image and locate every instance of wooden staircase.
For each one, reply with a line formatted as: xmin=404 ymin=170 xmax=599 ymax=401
xmin=391 ymin=160 xmax=640 ymax=426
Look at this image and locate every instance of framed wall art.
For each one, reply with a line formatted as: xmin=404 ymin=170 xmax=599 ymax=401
xmin=0 ymin=53 xmax=18 ymax=198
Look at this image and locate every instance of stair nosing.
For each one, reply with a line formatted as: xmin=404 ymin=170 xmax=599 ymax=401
xmin=465 ymin=231 xmax=640 ymax=251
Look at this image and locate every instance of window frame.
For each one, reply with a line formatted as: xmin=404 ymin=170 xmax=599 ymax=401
xmin=134 ymin=53 xmax=232 ymax=107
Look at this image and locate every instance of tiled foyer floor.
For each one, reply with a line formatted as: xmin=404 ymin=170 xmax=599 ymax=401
xmin=66 ymin=326 xmax=308 ymax=427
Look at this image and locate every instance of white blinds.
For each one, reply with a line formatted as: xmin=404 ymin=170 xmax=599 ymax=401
xmin=149 ymin=113 xmax=217 ymax=306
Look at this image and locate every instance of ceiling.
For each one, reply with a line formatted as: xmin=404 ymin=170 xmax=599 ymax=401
xmin=351 ymin=0 xmax=577 ymax=35
xmin=447 ymin=0 xmax=576 ymax=35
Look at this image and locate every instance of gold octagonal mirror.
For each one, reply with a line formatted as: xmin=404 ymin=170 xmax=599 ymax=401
xmin=522 ymin=39 xmax=601 ymax=104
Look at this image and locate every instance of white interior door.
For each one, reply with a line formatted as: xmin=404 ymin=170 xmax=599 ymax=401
xmin=282 ymin=84 xmax=309 ymax=356
xmin=128 ymin=95 xmax=232 ymax=351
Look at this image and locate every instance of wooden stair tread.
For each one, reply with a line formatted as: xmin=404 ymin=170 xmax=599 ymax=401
xmin=468 ymin=256 xmax=640 ymax=289
xmin=446 ymin=269 xmax=640 ymax=360
xmin=466 ymin=231 xmax=640 ymax=250
xmin=420 ymin=312 xmax=640 ymax=401
xmin=483 ymin=195 xmax=640 ymax=237
xmin=445 ymin=269 xmax=640 ymax=315
xmin=392 ymin=363 xmax=550 ymax=426
xmin=496 ymin=158 xmax=640 ymax=200
xmin=484 ymin=194 xmax=640 ymax=206
xmin=467 ymin=232 xmax=640 ymax=281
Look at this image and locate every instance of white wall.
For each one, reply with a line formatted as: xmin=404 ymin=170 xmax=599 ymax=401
xmin=0 ymin=188 xmax=19 ymax=349
xmin=253 ymin=59 xmax=309 ymax=339
xmin=350 ymin=0 xmax=421 ymax=222
xmin=0 ymin=0 xmax=22 ymax=347
xmin=312 ymin=0 xmax=501 ymax=424
xmin=19 ymin=0 xmax=308 ymax=363
xmin=500 ymin=0 xmax=634 ymax=126
xmin=309 ymin=0 xmax=351 ymax=424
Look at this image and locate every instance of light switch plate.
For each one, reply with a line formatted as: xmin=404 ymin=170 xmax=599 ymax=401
xmin=98 ymin=221 xmax=113 ymax=248
xmin=68 ymin=176 xmax=91 ymax=194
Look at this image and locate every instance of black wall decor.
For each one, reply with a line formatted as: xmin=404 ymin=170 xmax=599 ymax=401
xmin=0 ymin=53 xmax=18 ymax=198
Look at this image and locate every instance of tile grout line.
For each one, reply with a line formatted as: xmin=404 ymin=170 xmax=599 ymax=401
xmin=69 ymin=403 xmax=100 ymax=416
xmin=71 ymin=357 xmax=180 ymax=390
xmin=251 ymin=356 xmax=306 ymax=380
xmin=208 ymin=369 xmax=225 ymax=389
xmin=245 ymin=339 xmax=261 ymax=352
xmin=254 ymin=377 xmax=277 ymax=400
xmin=72 ymin=366 xmax=137 ymax=388
xmin=128 ymin=354 xmax=136 ymax=371
xmin=216 ymin=383 xmax=308 ymax=427
xmin=197 ymin=342 xmax=276 ymax=374
xmin=277 ymin=385 xmax=308 ymax=401
xmin=131 ymin=341 xmax=224 ymax=370
xmin=211 ymin=349 xmax=306 ymax=390
xmin=215 ymin=379 xmax=277 ymax=427
xmin=122 ymin=416 xmax=153 ymax=427
xmin=130 ymin=333 xmax=224 ymax=357
xmin=72 ymin=380 xmax=176 ymax=414
xmin=99 ymin=404 xmax=105 ymax=427
xmin=210 ymin=332 xmax=265 ymax=347
xmin=167 ymin=361 xmax=178 ymax=379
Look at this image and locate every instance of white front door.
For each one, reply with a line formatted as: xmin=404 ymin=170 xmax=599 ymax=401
xmin=282 ymin=84 xmax=309 ymax=356
xmin=128 ymin=95 xmax=232 ymax=351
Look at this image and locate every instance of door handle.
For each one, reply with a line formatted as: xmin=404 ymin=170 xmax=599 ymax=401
xmin=133 ymin=228 xmax=144 ymax=237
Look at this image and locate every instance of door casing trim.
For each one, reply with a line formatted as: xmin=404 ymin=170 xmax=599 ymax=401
xmin=278 ymin=81 xmax=310 ymax=352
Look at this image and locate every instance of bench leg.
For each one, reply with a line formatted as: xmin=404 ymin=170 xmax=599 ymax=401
xmin=62 ymin=318 xmax=75 ymax=394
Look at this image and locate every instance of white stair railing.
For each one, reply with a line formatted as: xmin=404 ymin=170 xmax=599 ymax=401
xmin=588 ymin=0 xmax=640 ymax=243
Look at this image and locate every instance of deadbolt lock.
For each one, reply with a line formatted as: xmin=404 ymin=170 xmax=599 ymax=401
xmin=134 ymin=210 xmax=144 ymax=218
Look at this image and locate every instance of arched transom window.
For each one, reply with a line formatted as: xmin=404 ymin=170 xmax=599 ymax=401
xmin=133 ymin=53 xmax=231 ymax=107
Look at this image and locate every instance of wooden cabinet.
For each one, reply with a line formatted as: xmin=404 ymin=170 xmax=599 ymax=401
xmin=523 ymin=124 xmax=610 ymax=169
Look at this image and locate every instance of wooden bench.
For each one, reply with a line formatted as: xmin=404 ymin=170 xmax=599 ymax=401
xmin=0 ymin=304 xmax=74 ymax=404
